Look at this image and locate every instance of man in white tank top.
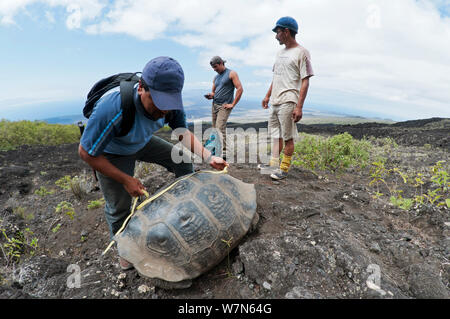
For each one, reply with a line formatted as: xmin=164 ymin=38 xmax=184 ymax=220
xmin=260 ymin=16 xmax=314 ymax=180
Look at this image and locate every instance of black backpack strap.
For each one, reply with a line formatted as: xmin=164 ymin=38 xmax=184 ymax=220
xmin=118 ymin=72 xmax=141 ymax=137
xmin=84 ymin=72 xmax=140 ymax=136
xmin=84 ymin=73 xmax=135 ymax=118
xmin=118 ymin=80 xmax=137 ymax=137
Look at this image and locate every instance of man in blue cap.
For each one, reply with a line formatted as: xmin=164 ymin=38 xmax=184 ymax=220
xmin=260 ymin=16 xmax=314 ymax=180
xmin=79 ymin=56 xmax=227 ymax=270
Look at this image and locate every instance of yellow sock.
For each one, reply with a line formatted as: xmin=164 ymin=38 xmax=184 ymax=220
xmin=280 ymin=155 xmax=292 ymax=173
xmin=269 ymin=157 xmax=280 ymax=167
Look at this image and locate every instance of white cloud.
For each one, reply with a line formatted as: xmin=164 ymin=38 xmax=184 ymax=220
xmin=0 ymin=0 xmax=35 ymax=25
xmin=1 ymin=0 xmax=449 ymax=119
xmin=45 ymin=10 xmax=55 ymax=23
xmin=66 ymin=4 xmax=81 ymax=29
xmin=0 ymin=0 xmax=105 ymax=27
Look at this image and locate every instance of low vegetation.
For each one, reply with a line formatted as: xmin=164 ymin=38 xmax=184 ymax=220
xmin=87 ymin=198 xmax=105 ymax=210
xmin=55 ymin=175 xmax=74 ymax=190
xmin=34 ymin=186 xmax=55 ymax=197
xmin=0 ymin=223 xmax=38 ymax=266
xmin=369 ymin=160 xmax=449 ymax=210
xmin=292 ymin=132 xmax=372 ymax=172
xmin=55 ymin=201 xmax=76 ymax=220
xmin=291 ymin=133 xmax=449 ymax=210
xmin=55 ymin=173 xmax=93 ymax=199
xmin=0 ymin=119 xmax=80 ymax=151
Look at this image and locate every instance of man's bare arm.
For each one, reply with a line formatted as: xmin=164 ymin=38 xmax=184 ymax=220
xmin=224 ymin=71 xmax=243 ymax=109
xmin=206 ymin=82 xmax=216 ymax=100
xmin=292 ymin=77 xmax=310 ymax=122
xmin=78 ymin=144 xmax=145 ymax=197
xmin=262 ymin=82 xmax=273 ymax=109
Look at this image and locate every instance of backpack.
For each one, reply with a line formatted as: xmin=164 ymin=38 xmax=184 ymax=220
xmin=83 ymin=72 xmax=141 ymax=137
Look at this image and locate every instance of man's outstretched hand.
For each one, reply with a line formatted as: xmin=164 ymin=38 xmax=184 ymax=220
xmin=209 ymin=156 xmax=228 ymax=171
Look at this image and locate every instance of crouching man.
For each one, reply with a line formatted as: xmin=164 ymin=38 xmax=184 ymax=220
xmin=79 ymin=56 xmax=227 ymax=270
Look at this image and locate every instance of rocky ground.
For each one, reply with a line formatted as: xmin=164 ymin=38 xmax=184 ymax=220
xmin=0 ymin=118 xmax=448 ymax=299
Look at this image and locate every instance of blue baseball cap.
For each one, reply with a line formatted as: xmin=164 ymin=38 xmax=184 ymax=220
xmin=142 ymin=56 xmax=184 ymax=111
xmin=272 ymin=16 xmax=298 ymax=33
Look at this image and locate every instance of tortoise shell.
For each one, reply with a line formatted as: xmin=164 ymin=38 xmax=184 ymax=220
xmin=115 ymin=172 xmax=257 ymax=282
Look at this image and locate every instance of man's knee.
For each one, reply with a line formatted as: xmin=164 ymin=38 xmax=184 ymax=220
xmin=284 ymin=138 xmax=294 ymax=145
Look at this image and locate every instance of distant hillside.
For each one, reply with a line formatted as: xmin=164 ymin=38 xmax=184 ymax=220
xmin=42 ymin=104 xmax=394 ymax=126
xmin=43 ymin=115 xmax=85 ymax=125
xmin=179 ymin=117 xmax=448 ymax=150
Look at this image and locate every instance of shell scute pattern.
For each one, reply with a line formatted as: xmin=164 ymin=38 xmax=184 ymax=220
xmin=218 ymin=175 xmax=256 ymax=213
xmin=196 ymin=184 xmax=236 ymax=228
xmin=116 ymin=172 xmax=257 ymax=282
xmin=166 ymin=201 xmax=218 ymax=250
xmin=141 ymin=196 xmax=170 ymax=221
xmin=166 ymin=178 xmax=196 ymax=197
xmin=145 ymin=222 xmax=189 ymax=264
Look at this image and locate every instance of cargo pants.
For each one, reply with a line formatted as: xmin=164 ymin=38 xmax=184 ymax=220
xmin=211 ymin=102 xmax=232 ymax=158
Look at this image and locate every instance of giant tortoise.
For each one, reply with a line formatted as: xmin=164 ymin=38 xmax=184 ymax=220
xmin=115 ymin=171 xmax=257 ymax=282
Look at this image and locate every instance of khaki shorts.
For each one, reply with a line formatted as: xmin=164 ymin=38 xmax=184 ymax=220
xmin=268 ymin=102 xmax=298 ymax=141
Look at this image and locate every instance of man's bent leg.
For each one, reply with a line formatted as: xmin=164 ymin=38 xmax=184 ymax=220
xmin=96 ymin=154 xmax=135 ymax=240
xmin=137 ymin=135 xmax=194 ymax=178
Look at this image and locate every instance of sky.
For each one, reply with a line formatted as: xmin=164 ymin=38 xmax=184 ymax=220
xmin=1 ymin=0 xmax=449 ymax=122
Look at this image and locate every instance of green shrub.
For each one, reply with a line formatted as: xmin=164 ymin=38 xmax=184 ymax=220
xmin=55 ymin=175 xmax=73 ymax=190
xmin=87 ymin=198 xmax=105 ymax=210
xmin=13 ymin=207 xmax=34 ymax=221
xmin=390 ymin=190 xmax=413 ymax=210
xmin=55 ymin=201 xmax=76 ymax=220
xmin=0 ymin=227 xmax=38 ymax=265
xmin=52 ymin=223 xmax=62 ymax=234
xmin=56 ymin=173 xmax=93 ymax=199
xmin=0 ymin=119 xmax=79 ymax=151
xmin=69 ymin=175 xmax=89 ymax=200
xmin=34 ymin=186 xmax=54 ymax=197
xmin=292 ymin=132 xmax=372 ymax=172
xmin=369 ymin=160 xmax=449 ymax=211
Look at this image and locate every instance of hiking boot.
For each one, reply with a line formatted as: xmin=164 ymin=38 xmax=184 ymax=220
xmin=119 ymin=257 xmax=134 ymax=271
xmin=270 ymin=169 xmax=288 ymax=180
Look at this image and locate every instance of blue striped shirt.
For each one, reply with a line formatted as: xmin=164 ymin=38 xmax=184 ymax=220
xmin=80 ymin=88 xmax=187 ymax=156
